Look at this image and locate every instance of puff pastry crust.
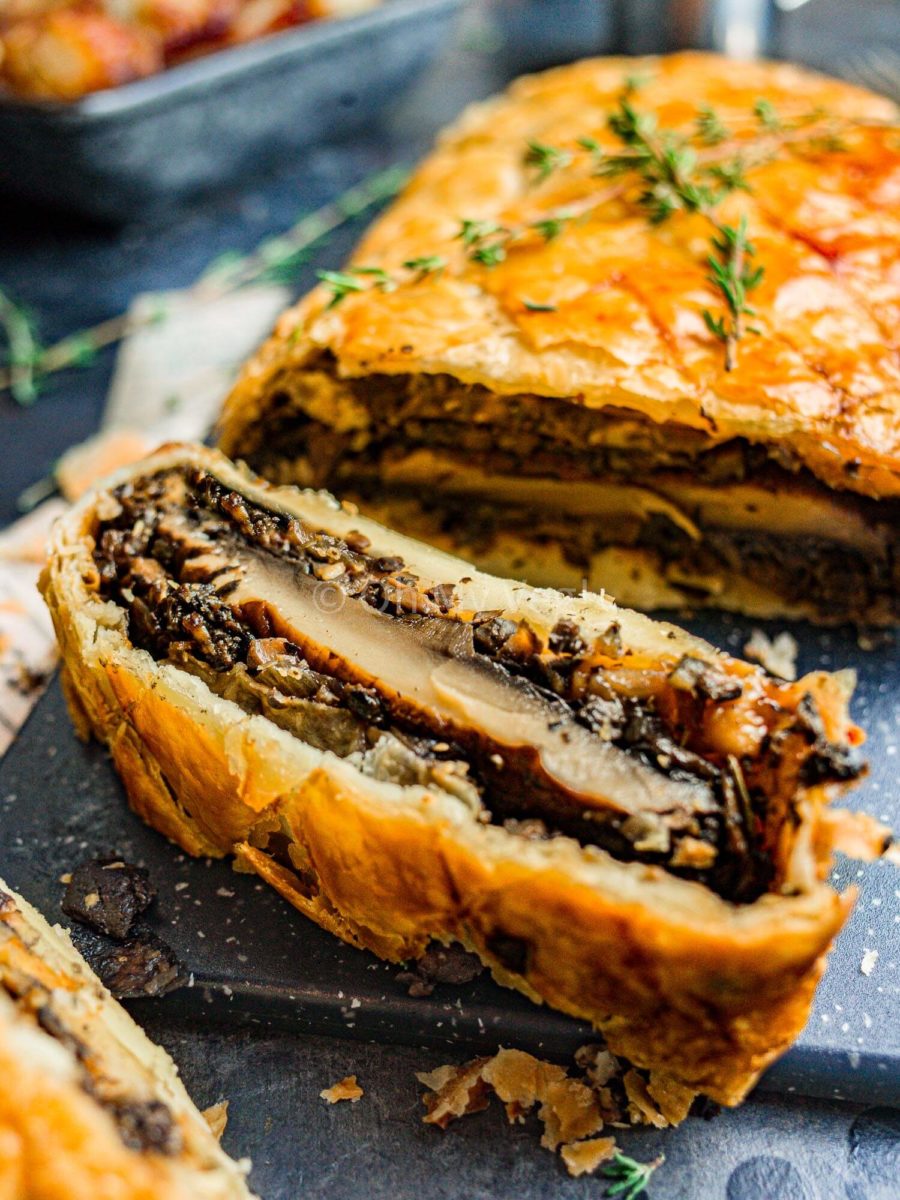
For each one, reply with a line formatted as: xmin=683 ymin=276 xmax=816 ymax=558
xmin=40 ymin=444 xmax=891 ymax=1107
xmin=220 ymin=52 xmax=900 ymax=624
xmin=0 ymin=879 xmax=254 ymax=1200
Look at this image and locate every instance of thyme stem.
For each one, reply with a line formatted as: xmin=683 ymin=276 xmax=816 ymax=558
xmin=0 ymin=164 xmax=408 ymax=401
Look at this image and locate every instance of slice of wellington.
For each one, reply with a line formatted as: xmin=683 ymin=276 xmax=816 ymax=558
xmin=41 ymin=444 xmax=891 ymax=1107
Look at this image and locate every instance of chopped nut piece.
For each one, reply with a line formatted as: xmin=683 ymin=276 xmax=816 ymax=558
xmin=743 ymin=629 xmax=798 ymax=681
xmin=396 ymin=941 xmax=484 ymax=997
xmin=313 ymin=561 xmax=346 ymax=581
xmin=92 ymin=933 xmax=186 ymax=999
xmin=61 ymin=858 xmax=155 ymax=939
xmin=574 ymin=1045 xmax=619 ymax=1088
xmin=202 ymin=1101 xmax=229 ymax=1141
xmin=320 ymin=1075 xmax=364 ymax=1104
xmin=668 ymin=655 xmax=743 ymax=701
xmin=669 ymin=836 xmax=717 ymax=870
xmin=561 ymin=1136 xmax=617 ymax=1177
xmin=860 ymin=948 xmax=878 ymax=976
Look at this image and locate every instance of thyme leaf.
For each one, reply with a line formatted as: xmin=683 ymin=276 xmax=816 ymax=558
xmin=531 ymin=213 xmax=573 ymax=241
xmin=596 ymin=84 xmax=766 ymax=364
xmin=524 ymin=139 xmax=572 ymax=182
xmin=403 ymin=254 xmax=447 ymax=279
xmin=456 ymin=219 xmax=512 ymax=266
xmin=522 ymin=299 xmax=558 ymax=312
xmin=602 ymin=1152 xmax=665 ymax=1200
xmin=349 ymin=265 xmax=397 ymax=292
xmin=316 ymin=269 xmax=368 ymax=308
xmin=754 ymin=98 xmax=782 ymax=131
xmin=696 ymin=106 xmax=729 ymax=146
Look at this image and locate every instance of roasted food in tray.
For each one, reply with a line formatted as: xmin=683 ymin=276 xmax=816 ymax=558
xmin=0 ymin=878 xmax=254 ymax=1198
xmin=40 ymin=444 xmax=892 ymax=1107
xmin=220 ymin=52 xmax=900 ymax=626
xmin=0 ymin=0 xmax=380 ymax=100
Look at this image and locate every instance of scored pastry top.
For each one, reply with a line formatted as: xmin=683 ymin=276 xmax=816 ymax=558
xmin=226 ymin=52 xmax=900 ymax=500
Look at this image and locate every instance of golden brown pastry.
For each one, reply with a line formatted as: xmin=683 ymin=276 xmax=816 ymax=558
xmin=40 ymin=444 xmax=891 ymax=1106
xmin=0 ymin=878 xmax=254 ymax=1199
xmin=220 ymin=52 xmax=900 ymax=625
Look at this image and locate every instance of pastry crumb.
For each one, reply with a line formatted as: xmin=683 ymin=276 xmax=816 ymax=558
xmin=416 ymin=1045 xmax=690 ymax=1168
xmin=744 ymin=629 xmax=798 ymax=680
xmin=860 ymin=948 xmax=878 ymax=976
xmin=320 ymin=1075 xmax=364 ymax=1104
xmin=418 ymin=1059 xmax=490 ymax=1127
xmin=560 ymin=1136 xmax=617 ymax=1177
xmin=202 ymin=1100 xmax=229 ymax=1141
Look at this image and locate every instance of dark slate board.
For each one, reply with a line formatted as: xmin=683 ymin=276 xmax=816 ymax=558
xmin=0 ymin=612 xmax=896 ymax=1109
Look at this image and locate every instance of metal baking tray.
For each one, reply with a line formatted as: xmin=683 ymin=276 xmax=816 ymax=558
xmin=0 ymin=0 xmax=462 ymax=222
xmin=0 ymin=612 xmax=896 ymax=1108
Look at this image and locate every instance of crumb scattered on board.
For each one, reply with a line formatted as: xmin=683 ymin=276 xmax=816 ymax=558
xmin=416 ymin=1046 xmax=691 ymax=1178
xmin=202 ymin=1101 xmax=229 ymax=1141
xmin=743 ymin=629 xmax=798 ymax=680
xmin=320 ymin=1075 xmax=364 ymax=1104
xmin=860 ymin=949 xmax=878 ymax=977
xmin=560 ymin=1136 xmax=617 ymax=1177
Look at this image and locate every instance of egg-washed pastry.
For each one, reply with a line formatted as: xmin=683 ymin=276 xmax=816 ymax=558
xmin=0 ymin=878 xmax=254 ymax=1199
xmin=220 ymin=52 xmax=900 ymax=626
xmin=40 ymin=444 xmax=891 ymax=1107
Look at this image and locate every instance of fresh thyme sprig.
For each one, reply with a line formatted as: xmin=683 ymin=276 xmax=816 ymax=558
xmin=702 ymin=217 xmax=764 ymax=371
xmin=0 ymin=289 xmax=44 ymax=405
xmin=316 ymin=254 xmax=446 ymax=308
xmin=454 ymin=210 xmax=578 ymax=269
xmin=602 ymin=1152 xmax=665 ymax=1200
xmin=594 ymin=91 xmax=753 ymax=225
xmin=577 ymin=87 xmax=768 ymax=366
xmin=0 ymin=164 xmax=408 ymax=402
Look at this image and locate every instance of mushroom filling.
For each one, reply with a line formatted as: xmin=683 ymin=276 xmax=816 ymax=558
xmin=241 ymin=357 xmax=899 ymax=625
xmin=91 ymin=467 xmax=863 ymax=903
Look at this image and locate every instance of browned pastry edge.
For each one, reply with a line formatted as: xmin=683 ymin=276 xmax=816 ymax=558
xmin=40 ymin=443 xmax=875 ymax=1107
